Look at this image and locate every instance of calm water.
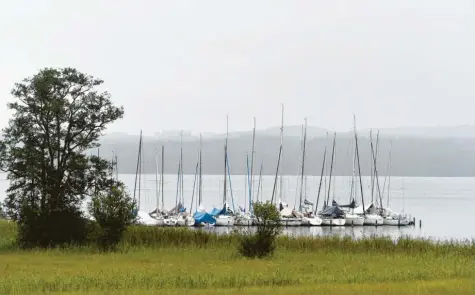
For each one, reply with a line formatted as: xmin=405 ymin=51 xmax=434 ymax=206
xmin=1 ymin=173 xmax=474 ymax=240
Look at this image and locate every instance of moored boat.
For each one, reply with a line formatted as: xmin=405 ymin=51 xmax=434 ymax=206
xmin=345 ymin=213 xmax=365 ymax=226
xmin=215 ymin=215 xmax=235 ymax=226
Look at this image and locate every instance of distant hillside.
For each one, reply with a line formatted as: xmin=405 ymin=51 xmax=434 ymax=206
xmin=97 ymin=126 xmax=475 ymax=176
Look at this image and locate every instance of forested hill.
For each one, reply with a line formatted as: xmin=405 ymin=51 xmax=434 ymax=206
xmin=97 ymin=127 xmax=475 ymax=177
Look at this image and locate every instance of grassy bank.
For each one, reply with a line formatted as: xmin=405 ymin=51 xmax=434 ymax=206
xmin=0 ymin=220 xmax=473 ymax=294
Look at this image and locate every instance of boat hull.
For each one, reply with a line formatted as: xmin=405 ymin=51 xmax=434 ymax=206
xmin=279 ymin=218 xmax=302 ymax=226
xmin=164 ymin=218 xmax=177 ymax=226
xmin=384 ymin=217 xmax=409 ymax=226
xmin=154 ymin=218 xmax=165 ymax=226
xmin=345 ymin=215 xmax=365 ymax=226
xmin=215 ymin=216 xmax=235 ymax=226
xmin=364 ymin=214 xmax=384 ymax=226
xmin=321 ymin=218 xmax=346 ymax=226
xmin=302 ymin=216 xmax=323 ymax=226
xmin=235 ymin=217 xmax=253 ymax=226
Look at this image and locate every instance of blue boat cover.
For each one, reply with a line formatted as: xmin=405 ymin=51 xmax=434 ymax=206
xmin=193 ymin=212 xmax=216 ymax=225
xmin=209 ymin=206 xmax=226 ymax=216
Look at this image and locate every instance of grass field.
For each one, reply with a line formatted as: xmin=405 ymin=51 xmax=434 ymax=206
xmin=0 ymin=220 xmax=473 ymax=294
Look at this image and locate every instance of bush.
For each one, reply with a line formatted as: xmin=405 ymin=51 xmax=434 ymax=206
xmin=238 ymin=201 xmax=282 ymax=258
xmin=88 ymin=183 xmax=136 ymax=250
xmin=17 ymin=205 xmax=88 ymax=248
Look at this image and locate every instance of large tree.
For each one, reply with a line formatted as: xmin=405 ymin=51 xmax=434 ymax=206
xmin=0 ymin=67 xmax=124 ymax=247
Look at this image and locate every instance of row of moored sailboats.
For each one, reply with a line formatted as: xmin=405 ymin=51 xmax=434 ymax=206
xmin=132 ymin=106 xmax=413 ymax=227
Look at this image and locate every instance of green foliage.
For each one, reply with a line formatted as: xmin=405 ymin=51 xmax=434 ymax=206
xmin=88 ymin=182 xmax=136 ymax=250
xmin=0 ymin=67 xmax=124 ymax=248
xmin=238 ymin=201 xmax=282 ymax=258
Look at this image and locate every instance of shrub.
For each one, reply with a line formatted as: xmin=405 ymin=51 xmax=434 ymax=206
xmin=17 ymin=205 xmax=88 ymax=248
xmin=238 ymin=201 xmax=282 ymax=258
xmin=88 ymin=182 xmax=136 ymax=250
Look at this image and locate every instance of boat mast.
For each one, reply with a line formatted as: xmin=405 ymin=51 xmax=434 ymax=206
xmin=161 ymin=145 xmax=164 ymax=211
xmin=279 ymin=106 xmax=284 ymax=205
xmin=256 ymin=160 xmax=263 ymax=202
xmin=298 ymin=118 xmax=308 ymax=212
xmin=138 ymin=131 xmax=143 ymax=210
xmin=223 ymin=116 xmax=228 ymax=206
xmin=180 ymin=130 xmax=184 ymax=206
xmin=198 ymin=134 xmax=202 ymax=207
xmin=370 ymin=131 xmax=384 ymax=211
xmin=189 ymin=151 xmax=199 ymax=214
xmin=271 ymin=104 xmax=284 ymax=205
xmin=246 ymin=154 xmax=252 ymax=212
xmin=133 ymin=130 xmax=142 ymax=206
xmin=354 ymin=115 xmax=366 ymax=216
xmin=314 ymin=132 xmax=328 ymax=213
xmin=326 ymin=133 xmax=336 ymax=206
xmin=370 ymin=130 xmax=374 ymax=204
xmin=294 ymin=124 xmax=304 ymax=209
xmin=349 ymin=134 xmax=357 ymax=203
xmin=250 ymin=117 xmax=256 ymax=204
xmin=155 ymin=149 xmax=160 ymax=212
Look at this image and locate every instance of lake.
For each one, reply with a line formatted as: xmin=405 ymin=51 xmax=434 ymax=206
xmin=1 ymin=173 xmax=474 ymax=241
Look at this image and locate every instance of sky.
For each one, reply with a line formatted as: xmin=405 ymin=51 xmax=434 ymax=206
xmin=0 ymin=0 xmax=474 ymax=135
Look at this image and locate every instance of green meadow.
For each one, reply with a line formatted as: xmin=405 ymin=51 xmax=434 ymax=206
xmin=0 ymin=220 xmax=473 ymax=295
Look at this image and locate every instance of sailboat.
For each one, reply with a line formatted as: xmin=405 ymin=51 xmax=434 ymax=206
xmin=362 ymin=130 xmax=384 ymax=226
xmin=319 ymin=133 xmax=346 ymax=226
xmin=149 ymin=149 xmax=165 ymax=225
xmin=381 ymin=141 xmax=409 ymax=226
xmin=193 ymin=134 xmax=217 ymax=226
xmin=343 ymin=116 xmax=365 ymax=225
xmin=274 ymin=105 xmax=302 ymax=226
xmin=173 ymin=132 xmax=195 ymax=227
xmin=299 ymin=119 xmax=322 ymax=226
xmin=133 ymin=131 xmax=161 ymax=226
xmin=211 ymin=116 xmax=235 ymax=226
xmin=236 ymin=118 xmax=256 ymax=226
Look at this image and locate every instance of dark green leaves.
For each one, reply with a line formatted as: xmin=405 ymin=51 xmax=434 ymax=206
xmin=0 ymin=67 xmax=125 ymax=247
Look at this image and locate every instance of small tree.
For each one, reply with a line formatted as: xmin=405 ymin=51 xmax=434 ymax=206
xmin=0 ymin=68 xmax=124 ymax=248
xmin=238 ymin=201 xmax=282 ymax=258
xmin=88 ymin=180 xmax=136 ymax=250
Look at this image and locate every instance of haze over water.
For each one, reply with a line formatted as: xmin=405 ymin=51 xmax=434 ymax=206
xmin=3 ymin=173 xmax=471 ymax=241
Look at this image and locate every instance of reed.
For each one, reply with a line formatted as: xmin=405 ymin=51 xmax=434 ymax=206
xmin=1 ymin=220 xmax=474 ymax=257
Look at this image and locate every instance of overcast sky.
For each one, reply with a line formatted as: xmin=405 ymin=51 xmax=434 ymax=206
xmin=0 ymin=0 xmax=474 ymax=135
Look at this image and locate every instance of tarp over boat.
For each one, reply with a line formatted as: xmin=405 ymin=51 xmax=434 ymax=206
xmin=353 ymin=203 xmax=378 ymax=215
xmin=167 ymin=202 xmax=185 ymax=215
xmin=193 ymin=211 xmax=216 ymax=225
xmin=209 ymin=206 xmax=226 ymax=217
xmin=320 ymin=206 xmax=345 ymax=218
xmin=332 ymin=199 xmax=356 ymax=209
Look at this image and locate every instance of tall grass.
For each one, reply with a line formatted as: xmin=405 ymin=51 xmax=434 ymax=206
xmin=0 ymin=220 xmax=473 ymax=294
xmin=1 ymin=220 xmax=474 ymax=257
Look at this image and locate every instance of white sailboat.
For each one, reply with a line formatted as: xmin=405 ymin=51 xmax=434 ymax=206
xmin=364 ymin=130 xmax=383 ymax=226
xmin=344 ymin=118 xmax=364 ymax=225
xmin=298 ymin=119 xmax=322 ymax=226
xmin=273 ymin=105 xmax=302 ymax=226
xmin=133 ymin=131 xmax=161 ymax=226
xmin=382 ymin=141 xmax=409 ymax=226
xmin=150 ymin=148 xmax=164 ymax=225
xmin=319 ymin=133 xmax=346 ymax=226
xmin=214 ymin=116 xmax=235 ymax=226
